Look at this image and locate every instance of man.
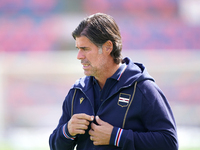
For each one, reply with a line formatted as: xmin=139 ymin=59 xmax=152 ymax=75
xmin=49 ymin=13 xmax=178 ymax=150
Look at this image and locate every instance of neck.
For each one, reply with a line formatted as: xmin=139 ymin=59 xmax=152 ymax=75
xmin=96 ymin=63 xmax=121 ymax=89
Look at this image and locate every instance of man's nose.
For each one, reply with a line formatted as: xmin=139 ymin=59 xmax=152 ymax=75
xmin=77 ymin=50 xmax=85 ymax=60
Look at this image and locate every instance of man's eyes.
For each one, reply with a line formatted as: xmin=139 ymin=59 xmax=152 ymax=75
xmin=80 ymin=48 xmax=89 ymax=51
xmin=76 ymin=47 xmax=90 ymax=51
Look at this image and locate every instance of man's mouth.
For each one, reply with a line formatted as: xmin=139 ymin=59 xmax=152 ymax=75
xmin=81 ymin=60 xmax=90 ymax=69
xmin=83 ymin=64 xmax=89 ymax=67
xmin=82 ymin=64 xmax=90 ymax=69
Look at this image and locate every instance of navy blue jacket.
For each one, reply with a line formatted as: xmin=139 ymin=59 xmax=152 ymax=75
xmin=49 ymin=57 xmax=178 ymax=150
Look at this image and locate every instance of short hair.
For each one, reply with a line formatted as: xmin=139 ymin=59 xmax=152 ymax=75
xmin=72 ymin=13 xmax=122 ymax=64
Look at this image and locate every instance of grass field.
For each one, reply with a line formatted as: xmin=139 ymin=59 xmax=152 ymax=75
xmin=0 ymin=142 xmax=200 ymax=150
xmin=181 ymin=149 xmax=200 ymax=150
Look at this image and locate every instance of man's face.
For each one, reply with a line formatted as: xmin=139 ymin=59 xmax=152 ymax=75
xmin=76 ymin=36 xmax=107 ymax=78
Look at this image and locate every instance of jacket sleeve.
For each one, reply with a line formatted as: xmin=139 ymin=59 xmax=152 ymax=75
xmin=109 ymin=81 xmax=179 ymax=150
xmin=49 ymin=90 xmax=77 ymax=150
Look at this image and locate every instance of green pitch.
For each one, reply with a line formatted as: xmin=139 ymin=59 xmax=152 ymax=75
xmin=0 ymin=142 xmax=200 ymax=150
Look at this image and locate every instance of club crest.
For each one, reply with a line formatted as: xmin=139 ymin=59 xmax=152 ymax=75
xmin=118 ymin=93 xmax=131 ymax=107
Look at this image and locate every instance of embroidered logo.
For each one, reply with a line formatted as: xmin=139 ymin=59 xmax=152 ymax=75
xmin=80 ymin=97 xmax=84 ymax=104
xmin=118 ymin=93 xmax=131 ymax=107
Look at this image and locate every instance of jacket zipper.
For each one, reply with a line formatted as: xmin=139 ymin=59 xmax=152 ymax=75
xmin=73 ymin=81 xmax=137 ymax=128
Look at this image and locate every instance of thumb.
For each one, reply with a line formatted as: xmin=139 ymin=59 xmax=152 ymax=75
xmin=96 ymin=116 xmax=104 ymax=125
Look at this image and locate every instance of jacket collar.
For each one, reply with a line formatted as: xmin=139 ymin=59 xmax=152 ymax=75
xmin=72 ymin=57 xmax=154 ymax=94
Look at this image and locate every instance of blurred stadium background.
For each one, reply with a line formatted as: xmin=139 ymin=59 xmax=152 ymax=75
xmin=0 ymin=0 xmax=200 ymax=150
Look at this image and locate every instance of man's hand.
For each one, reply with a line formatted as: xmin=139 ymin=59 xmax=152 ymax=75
xmin=68 ymin=113 xmax=94 ymax=136
xmin=89 ymin=116 xmax=114 ymax=145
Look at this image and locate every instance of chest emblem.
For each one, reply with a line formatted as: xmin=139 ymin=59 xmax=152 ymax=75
xmin=80 ymin=97 xmax=84 ymax=104
xmin=118 ymin=93 xmax=131 ymax=107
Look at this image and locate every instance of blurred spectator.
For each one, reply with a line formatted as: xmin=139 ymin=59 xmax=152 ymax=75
xmin=0 ymin=0 xmax=200 ymax=51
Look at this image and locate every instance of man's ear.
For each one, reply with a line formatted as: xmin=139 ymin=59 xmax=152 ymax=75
xmin=103 ymin=40 xmax=113 ymax=54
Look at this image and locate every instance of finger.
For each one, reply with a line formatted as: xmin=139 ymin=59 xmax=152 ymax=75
xmin=95 ymin=116 xmax=103 ymax=125
xmin=88 ymin=128 xmax=94 ymax=136
xmin=76 ymin=113 xmax=94 ymax=122
xmin=93 ymin=141 xmax=99 ymax=146
xmin=90 ymin=122 xmax=97 ymax=130
xmin=76 ymin=123 xmax=90 ymax=130
xmin=75 ymin=118 xmax=90 ymax=126
xmin=68 ymin=124 xmax=86 ymax=136
xmin=68 ymin=115 xmax=92 ymax=136
xmin=72 ymin=114 xmax=94 ymax=126
xmin=74 ymin=128 xmax=86 ymax=135
xmin=90 ymin=136 xmax=93 ymax=141
xmin=69 ymin=121 xmax=91 ymax=134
